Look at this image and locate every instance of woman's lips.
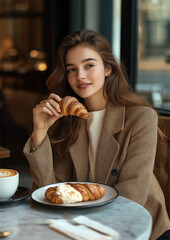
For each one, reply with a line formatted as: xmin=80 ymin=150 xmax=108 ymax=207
xmin=77 ymin=83 xmax=91 ymax=90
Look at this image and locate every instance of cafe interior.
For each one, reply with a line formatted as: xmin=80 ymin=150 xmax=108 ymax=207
xmin=0 ymin=0 xmax=170 ymax=189
xmin=0 ymin=0 xmax=170 ymax=240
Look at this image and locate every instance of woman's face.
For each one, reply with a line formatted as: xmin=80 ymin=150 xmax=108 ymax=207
xmin=65 ymin=45 xmax=111 ymax=104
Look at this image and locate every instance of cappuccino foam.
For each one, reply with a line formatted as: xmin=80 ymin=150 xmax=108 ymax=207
xmin=0 ymin=169 xmax=17 ymax=178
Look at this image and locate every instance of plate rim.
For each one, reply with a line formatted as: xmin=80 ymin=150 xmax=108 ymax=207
xmin=31 ymin=181 xmax=119 ymax=209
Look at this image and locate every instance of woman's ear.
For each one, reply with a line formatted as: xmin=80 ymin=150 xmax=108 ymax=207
xmin=105 ymin=65 xmax=112 ymax=77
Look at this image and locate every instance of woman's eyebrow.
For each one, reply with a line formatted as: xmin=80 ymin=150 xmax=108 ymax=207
xmin=66 ymin=58 xmax=97 ymax=67
xmin=82 ymin=58 xmax=97 ymax=63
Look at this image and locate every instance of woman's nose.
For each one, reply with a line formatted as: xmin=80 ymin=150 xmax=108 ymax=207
xmin=77 ymin=68 xmax=86 ymax=80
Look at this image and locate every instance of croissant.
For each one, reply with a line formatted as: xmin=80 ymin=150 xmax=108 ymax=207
xmin=60 ymin=96 xmax=89 ymax=119
xmin=45 ymin=183 xmax=105 ymax=204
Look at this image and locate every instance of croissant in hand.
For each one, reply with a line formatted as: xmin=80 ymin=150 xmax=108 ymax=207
xmin=45 ymin=183 xmax=106 ymax=204
xmin=60 ymin=96 xmax=89 ymax=119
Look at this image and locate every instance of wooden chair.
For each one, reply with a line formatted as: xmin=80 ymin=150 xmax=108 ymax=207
xmin=154 ymin=115 xmax=170 ymax=219
xmin=0 ymin=146 xmax=10 ymax=159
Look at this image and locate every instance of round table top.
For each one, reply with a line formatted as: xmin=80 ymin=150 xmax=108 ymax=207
xmin=0 ymin=195 xmax=152 ymax=240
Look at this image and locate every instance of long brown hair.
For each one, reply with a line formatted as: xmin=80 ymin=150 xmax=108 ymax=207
xmin=47 ymin=29 xmax=152 ymax=155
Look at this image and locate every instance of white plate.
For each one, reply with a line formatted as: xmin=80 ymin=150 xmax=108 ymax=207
xmin=31 ymin=182 xmax=118 ymax=208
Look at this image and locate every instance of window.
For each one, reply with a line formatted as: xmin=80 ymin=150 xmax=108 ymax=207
xmin=136 ymin=0 xmax=170 ymax=111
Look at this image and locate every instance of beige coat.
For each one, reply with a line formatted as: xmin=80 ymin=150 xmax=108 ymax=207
xmin=24 ymin=102 xmax=170 ymax=240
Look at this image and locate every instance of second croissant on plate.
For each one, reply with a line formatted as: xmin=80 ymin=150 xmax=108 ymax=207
xmin=60 ymin=96 xmax=89 ymax=119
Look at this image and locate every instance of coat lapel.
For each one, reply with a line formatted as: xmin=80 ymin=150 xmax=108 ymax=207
xmin=95 ymin=102 xmax=125 ymax=183
xmin=69 ymin=119 xmax=89 ymax=181
xmin=69 ymin=102 xmax=125 ymax=184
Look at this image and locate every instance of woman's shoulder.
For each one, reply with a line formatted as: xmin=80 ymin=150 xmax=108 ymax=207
xmin=106 ymin=102 xmax=158 ymax=127
xmin=126 ymin=105 xmax=157 ymax=118
xmin=125 ymin=105 xmax=158 ymax=128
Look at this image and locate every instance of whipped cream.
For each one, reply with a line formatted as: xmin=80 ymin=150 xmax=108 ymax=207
xmin=56 ymin=184 xmax=83 ymax=203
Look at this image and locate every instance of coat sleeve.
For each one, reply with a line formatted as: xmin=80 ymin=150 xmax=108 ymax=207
xmin=23 ymin=135 xmax=56 ymax=190
xmin=114 ymin=107 xmax=158 ymax=206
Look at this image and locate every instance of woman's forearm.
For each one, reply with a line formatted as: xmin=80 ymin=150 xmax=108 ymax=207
xmin=31 ymin=128 xmax=48 ymax=149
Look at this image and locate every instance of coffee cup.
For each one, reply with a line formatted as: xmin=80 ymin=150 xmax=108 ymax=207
xmin=0 ymin=169 xmax=19 ymax=200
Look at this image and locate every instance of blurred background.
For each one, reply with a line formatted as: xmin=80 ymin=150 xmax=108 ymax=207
xmin=0 ymin=0 xmax=169 ymax=188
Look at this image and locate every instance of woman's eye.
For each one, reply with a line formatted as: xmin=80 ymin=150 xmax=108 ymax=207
xmin=66 ymin=68 xmax=75 ymax=73
xmin=86 ymin=64 xmax=94 ymax=68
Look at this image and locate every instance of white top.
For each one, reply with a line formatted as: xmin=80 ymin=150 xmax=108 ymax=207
xmin=86 ymin=108 xmax=106 ymax=181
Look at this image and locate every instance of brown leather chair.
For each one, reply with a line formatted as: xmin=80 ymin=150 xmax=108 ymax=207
xmin=154 ymin=115 xmax=170 ymax=219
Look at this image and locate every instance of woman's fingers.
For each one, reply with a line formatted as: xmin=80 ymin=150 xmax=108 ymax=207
xmin=32 ymin=94 xmax=63 ymax=132
xmin=47 ymin=93 xmax=62 ymax=114
xmin=48 ymin=98 xmax=61 ymax=113
xmin=36 ymin=102 xmax=59 ymax=116
xmin=34 ymin=104 xmax=54 ymax=116
xmin=48 ymin=93 xmax=61 ymax=102
xmin=36 ymin=94 xmax=62 ymax=117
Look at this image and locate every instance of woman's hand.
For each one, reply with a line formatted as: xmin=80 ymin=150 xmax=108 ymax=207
xmin=32 ymin=93 xmax=63 ymax=148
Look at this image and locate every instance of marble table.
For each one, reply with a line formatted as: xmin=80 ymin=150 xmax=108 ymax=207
xmin=0 ymin=196 xmax=152 ymax=240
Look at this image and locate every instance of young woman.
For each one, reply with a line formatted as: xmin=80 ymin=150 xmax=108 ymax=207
xmin=24 ymin=29 xmax=170 ymax=239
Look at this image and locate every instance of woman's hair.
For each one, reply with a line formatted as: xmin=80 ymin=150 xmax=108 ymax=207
xmin=47 ymin=29 xmax=152 ymax=155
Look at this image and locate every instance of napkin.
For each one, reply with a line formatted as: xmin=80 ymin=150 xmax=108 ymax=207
xmin=47 ymin=216 xmax=119 ymax=240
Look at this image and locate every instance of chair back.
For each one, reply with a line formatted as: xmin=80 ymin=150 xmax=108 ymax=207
xmin=154 ymin=115 xmax=170 ymax=219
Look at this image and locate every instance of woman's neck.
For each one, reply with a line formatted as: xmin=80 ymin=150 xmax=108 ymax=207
xmin=85 ymin=96 xmax=107 ymax=112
